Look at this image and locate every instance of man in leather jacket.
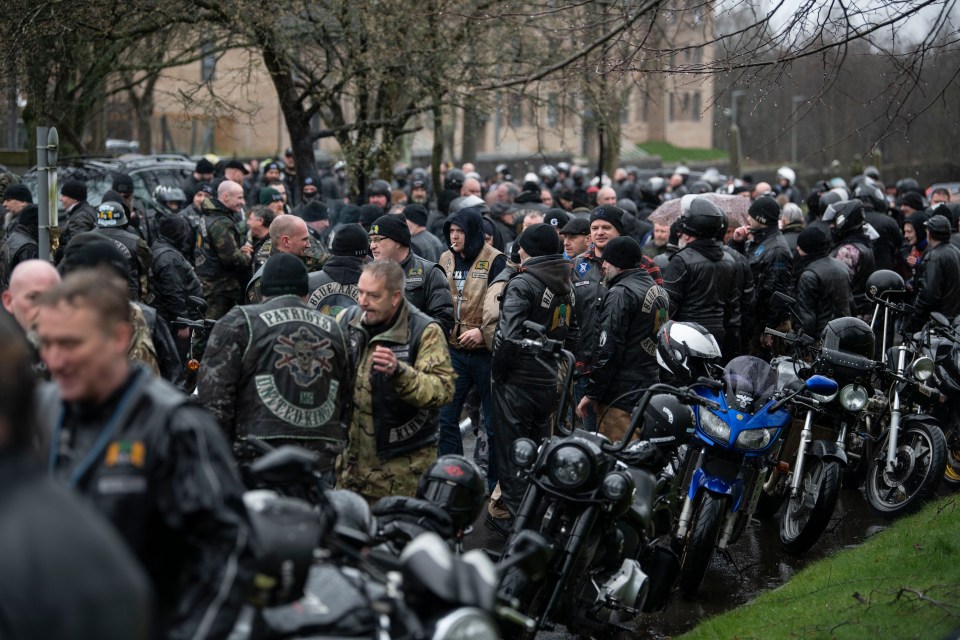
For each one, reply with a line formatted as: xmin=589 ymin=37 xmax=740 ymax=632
xmin=0 ymin=313 xmax=153 ymax=640
xmin=729 ymin=196 xmax=794 ymax=356
xmin=662 ymin=197 xmax=739 ymax=352
xmin=794 ymin=226 xmax=852 ymax=338
xmin=577 ymin=237 xmax=669 ymax=442
xmin=34 ymin=270 xmax=255 ymax=640
xmin=490 ymin=224 xmax=578 ymax=527
xmin=913 ymin=214 xmax=960 ymax=326
xmin=369 ymin=214 xmax=454 ymax=337
xmin=199 ymin=253 xmax=351 ymax=477
xmin=824 ymin=199 xmax=876 ymax=315
xmin=336 ymin=260 xmax=455 ymax=503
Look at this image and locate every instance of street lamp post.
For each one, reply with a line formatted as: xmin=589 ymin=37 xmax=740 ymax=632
xmin=728 ymin=90 xmax=747 ymax=179
xmin=36 ymin=126 xmax=59 ymax=263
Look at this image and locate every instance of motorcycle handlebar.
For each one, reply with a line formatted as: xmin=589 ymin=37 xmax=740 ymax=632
xmin=601 ymin=382 xmax=721 ymax=452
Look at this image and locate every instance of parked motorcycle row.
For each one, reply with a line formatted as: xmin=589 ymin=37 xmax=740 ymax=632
xmin=227 ymin=271 xmax=960 ymax=640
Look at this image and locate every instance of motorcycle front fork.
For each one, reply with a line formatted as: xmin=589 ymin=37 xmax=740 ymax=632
xmin=885 ymin=349 xmax=908 ymax=477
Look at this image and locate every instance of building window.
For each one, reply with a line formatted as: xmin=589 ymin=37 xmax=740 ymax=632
xmin=509 ymin=95 xmax=523 ymax=128
xmin=691 ymin=92 xmax=702 ymax=120
xmin=547 ymin=93 xmax=559 ymax=127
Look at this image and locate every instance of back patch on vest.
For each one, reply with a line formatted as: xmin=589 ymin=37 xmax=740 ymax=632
xmin=274 ymin=326 xmax=334 ymax=387
xmin=309 ymin=282 xmax=360 ymax=316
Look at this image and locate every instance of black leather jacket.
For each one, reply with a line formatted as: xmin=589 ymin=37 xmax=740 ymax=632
xmin=150 ymin=239 xmax=203 ymax=325
xmin=400 ymin=251 xmax=455 ymax=338
xmin=586 ymin=269 xmax=669 ymax=410
xmin=915 ymin=241 xmax=960 ymax=320
xmin=662 ymin=238 xmax=739 ymax=344
xmin=794 ymin=253 xmax=853 ymax=338
xmin=730 ymin=226 xmax=794 ymax=328
xmin=37 ymin=366 xmax=255 ymax=640
xmin=832 ymin=230 xmax=876 ymax=314
xmin=865 ymin=211 xmax=903 ymax=272
xmin=492 ymin=254 xmax=578 ymax=380
xmin=571 ymin=249 xmax=605 ymax=367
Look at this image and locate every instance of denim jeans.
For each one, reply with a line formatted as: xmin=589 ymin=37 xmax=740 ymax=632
xmin=571 ymin=374 xmax=597 ymax=431
xmin=437 ymin=348 xmax=497 ymax=489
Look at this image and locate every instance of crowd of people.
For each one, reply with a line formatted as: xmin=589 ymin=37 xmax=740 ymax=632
xmin=1 ymin=151 xmax=959 ymax=638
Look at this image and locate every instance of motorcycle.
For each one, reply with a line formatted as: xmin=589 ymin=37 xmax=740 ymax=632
xmin=233 ymin=444 xmax=543 ymax=639
xmin=912 ymin=311 xmax=960 ymax=489
xmin=763 ymin=297 xmax=880 ymax=555
xmin=495 ymin=326 xmax=714 ymax=637
xmin=860 ymin=271 xmax=948 ymax=516
xmin=170 ymin=294 xmax=216 ymax=393
xmin=673 ymin=355 xmax=838 ymax=595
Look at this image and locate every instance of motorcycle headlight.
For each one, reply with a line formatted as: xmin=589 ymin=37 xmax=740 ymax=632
xmin=734 ymin=427 xmax=775 ymax=450
xmin=601 ymin=471 xmax=633 ymax=502
xmin=699 ymin=410 xmax=731 ymax=444
xmin=432 ymin=607 xmax=498 ymax=640
xmin=912 ymin=356 xmax=935 ymax=381
xmin=838 ymin=384 xmax=869 ymax=411
xmin=547 ymin=445 xmax=595 ymax=489
xmin=510 ymin=438 xmax=538 ymax=470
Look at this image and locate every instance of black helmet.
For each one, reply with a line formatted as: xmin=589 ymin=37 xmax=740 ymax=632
xmin=416 ymin=455 xmax=486 ymax=531
xmin=243 ymin=492 xmax=321 ymax=606
xmin=656 ymin=320 xmax=722 ymax=382
xmin=325 ymin=489 xmax=373 ymax=537
xmin=641 ymin=393 xmax=695 ymax=449
xmin=896 ymin=177 xmax=922 ymax=197
xmin=817 ymin=190 xmax=843 ymax=218
xmin=640 ymin=176 xmax=666 ymax=201
xmin=854 ymin=182 xmax=886 ymax=213
xmin=368 ymin=179 xmax=392 ymax=197
xmin=444 ymin=168 xmax=465 ymax=192
xmin=865 ymin=269 xmax=906 ymax=302
xmin=823 ymin=199 xmax=864 ymax=235
xmin=689 ymin=180 xmax=713 ymax=194
xmin=678 ymin=196 xmax=724 ymax=238
xmin=821 ymin=317 xmax=875 ymax=359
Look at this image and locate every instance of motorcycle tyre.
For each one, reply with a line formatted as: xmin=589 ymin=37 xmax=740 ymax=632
xmin=944 ymin=425 xmax=960 ymax=489
xmin=779 ymin=459 xmax=842 ymax=556
xmin=677 ymin=492 xmax=726 ymax=598
xmin=864 ymin=421 xmax=947 ymax=517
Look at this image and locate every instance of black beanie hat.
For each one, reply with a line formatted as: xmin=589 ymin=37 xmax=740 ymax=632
xmin=897 ymin=191 xmax=925 ymax=212
xmin=195 ymin=158 xmax=215 ymax=174
xmin=748 ymin=196 xmax=781 ymax=226
xmin=602 ymin=236 xmax=644 ymax=269
xmin=3 ymin=184 xmax=32 ymax=203
xmin=61 ymin=180 xmax=87 ymax=202
xmin=796 ymin=226 xmax=831 ymax=254
xmin=301 ymin=200 xmax=328 ymax=223
xmin=589 ymin=205 xmax=625 ymax=234
xmin=332 ymin=224 xmax=370 ymax=257
xmin=925 ymin=214 xmax=951 ymax=240
xmin=159 ymin=214 xmax=190 ymax=246
xmin=62 ymin=232 xmax=129 ymax=280
xmin=518 ymin=223 xmax=561 ymax=258
xmin=339 ymin=204 xmax=361 ymax=225
xmin=369 ymin=214 xmax=411 ymax=247
xmin=111 ymin=174 xmax=134 ymax=195
xmin=358 ymin=204 xmax=383 ymax=230
xmin=260 ymin=253 xmax=308 ymax=297
xmin=17 ymin=204 xmax=38 ymax=228
xmin=403 ymin=203 xmax=429 ymax=227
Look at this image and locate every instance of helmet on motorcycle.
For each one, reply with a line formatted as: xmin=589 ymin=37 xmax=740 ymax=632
xmin=865 ymin=269 xmax=906 ymax=303
xmin=855 ymin=181 xmax=886 ymax=213
xmin=641 ymin=393 xmax=695 ymax=448
xmin=325 ymin=489 xmax=373 ymax=537
xmin=443 ymin=168 xmax=465 ymax=192
xmin=777 ymin=166 xmax=796 ymax=186
xmin=656 ymin=320 xmax=722 ymax=382
xmin=243 ymin=491 xmax=321 ymax=606
xmin=678 ymin=195 xmax=724 ymax=238
xmin=821 ymin=317 xmax=875 ymax=359
xmin=822 ymin=199 xmax=864 ymax=235
xmin=416 ymin=455 xmax=486 ymax=531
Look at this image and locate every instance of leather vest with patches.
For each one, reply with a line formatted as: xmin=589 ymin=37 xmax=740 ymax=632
xmin=439 ymin=243 xmax=502 ymax=345
xmin=237 ymin=296 xmax=349 ymax=443
xmin=341 ymin=304 xmax=436 ymax=460
xmin=0 ymin=229 xmax=34 ymax=288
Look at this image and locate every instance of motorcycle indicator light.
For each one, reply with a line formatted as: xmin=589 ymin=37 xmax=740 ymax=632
xmin=911 ymin=356 xmax=935 ymax=381
xmin=699 ymin=410 xmax=731 ymax=444
xmin=547 ymin=445 xmax=594 ymax=489
xmin=510 ymin=438 xmax=538 ymax=470
xmin=734 ymin=427 xmax=774 ymax=450
xmin=601 ymin=471 xmax=633 ymax=502
xmin=839 ymin=384 xmax=869 ymax=411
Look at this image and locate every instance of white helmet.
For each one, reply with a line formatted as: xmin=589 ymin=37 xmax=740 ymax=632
xmin=777 ymin=166 xmax=796 ymax=186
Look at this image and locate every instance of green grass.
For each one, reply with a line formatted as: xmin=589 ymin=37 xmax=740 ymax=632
xmin=635 ymin=142 xmax=729 ymax=164
xmin=681 ymin=496 xmax=960 ymax=640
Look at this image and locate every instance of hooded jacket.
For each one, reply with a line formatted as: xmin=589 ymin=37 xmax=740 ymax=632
xmin=151 ymin=234 xmax=203 ymax=325
xmin=439 ymin=206 xmax=506 ymax=348
xmin=831 ymin=228 xmax=875 ymax=314
xmin=662 ymin=238 xmax=739 ymax=344
xmin=492 ymin=254 xmax=578 ymax=379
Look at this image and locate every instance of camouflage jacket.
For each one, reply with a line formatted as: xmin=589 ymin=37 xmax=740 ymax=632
xmin=195 ymin=199 xmax=250 ymax=293
xmin=129 ymin=303 xmax=160 ymax=377
xmin=334 ymin=302 xmax=455 ymax=503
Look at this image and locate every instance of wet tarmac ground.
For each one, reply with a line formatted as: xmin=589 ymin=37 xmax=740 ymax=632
xmin=460 ymin=427 xmax=900 ymax=639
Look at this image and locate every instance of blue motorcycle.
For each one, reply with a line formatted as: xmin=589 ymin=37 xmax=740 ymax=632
xmin=673 ymin=355 xmax=837 ymax=596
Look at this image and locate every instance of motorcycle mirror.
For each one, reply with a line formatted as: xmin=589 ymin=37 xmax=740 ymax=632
xmin=498 ymin=530 xmax=553 ymax=581
xmin=187 ymin=295 xmax=208 ymax=315
xmin=804 ymin=374 xmax=838 ymax=396
xmin=772 ymin=291 xmax=797 ymax=306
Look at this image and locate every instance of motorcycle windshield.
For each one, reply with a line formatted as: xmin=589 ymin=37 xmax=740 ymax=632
xmin=723 ymin=355 xmax=778 ymax=414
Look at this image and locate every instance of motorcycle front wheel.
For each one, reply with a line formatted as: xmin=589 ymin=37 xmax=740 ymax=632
xmin=944 ymin=422 xmax=960 ymax=489
xmin=865 ymin=421 xmax=947 ymax=517
xmin=779 ymin=458 xmax=842 ymax=556
xmin=677 ymin=492 xmax=726 ymax=598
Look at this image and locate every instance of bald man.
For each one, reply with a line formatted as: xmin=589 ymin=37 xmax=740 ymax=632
xmin=596 ymin=186 xmax=618 ymax=206
xmin=2 ymin=259 xmax=61 ymax=376
xmin=245 ymin=214 xmax=312 ymax=303
xmin=196 ymin=180 xmax=251 ymax=321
